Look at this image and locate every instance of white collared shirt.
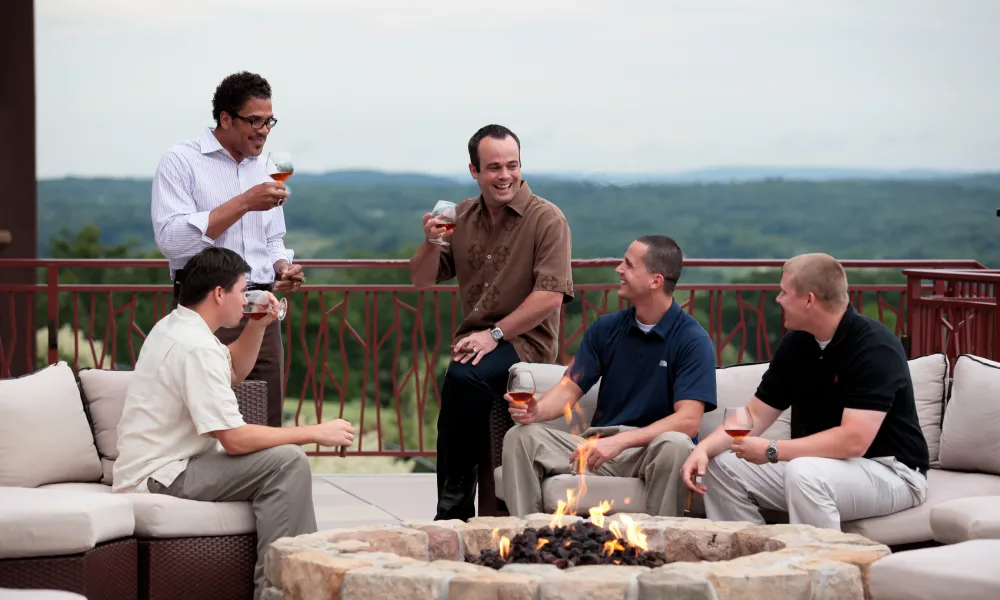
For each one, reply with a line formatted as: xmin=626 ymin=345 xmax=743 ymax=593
xmin=112 ymin=306 xmax=246 ymax=493
xmin=150 ymin=127 xmax=294 ymax=284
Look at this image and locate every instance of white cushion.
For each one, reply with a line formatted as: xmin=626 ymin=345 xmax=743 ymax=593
xmin=0 ymin=487 xmax=134 ymax=559
xmin=42 ymin=482 xmax=256 ymax=538
xmin=907 ymin=353 xmax=948 ymax=467
xmin=842 ymin=469 xmax=1000 ymax=545
xmin=939 ymin=355 xmax=1000 ymax=475
xmin=869 ymin=539 xmax=1000 ymax=600
xmin=930 ymin=496 xmax=1000 ymax=543
xmin=707 ymin=361 xmax=791 ymax=441
xmin=0 ymin=591 xmax=88 ymax=599
xmin=0 ymin=362 xmax=102 ymax=487
xmin=77 ymin=369 xmax=131 ymax=460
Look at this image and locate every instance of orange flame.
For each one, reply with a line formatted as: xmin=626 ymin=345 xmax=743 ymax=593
xmin=536 ymin=538 xmax=549 ymax=551
xmin=603 ymin=539 xmax=625 ymax=556
xmin=491 ymin=528 xmax=511 ymax=559
xmin=618 ymin=514 xmax=648 ymax=551
xmin=588 ymin=500 xmax=612 ymax=529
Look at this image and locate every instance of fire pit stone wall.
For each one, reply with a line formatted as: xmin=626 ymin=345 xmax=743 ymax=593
xmin=263 ymin=513 xmax=890 ymax=600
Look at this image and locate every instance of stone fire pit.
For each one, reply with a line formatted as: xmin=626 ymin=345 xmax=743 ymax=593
xmin=261 ymin=513 xmax=890 ymax=600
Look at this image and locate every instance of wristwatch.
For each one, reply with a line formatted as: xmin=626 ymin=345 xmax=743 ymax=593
xmin=490 ymin=326 xmax=504 ymax=342
xmin=766 ymin=440 xmax=779 ymax=463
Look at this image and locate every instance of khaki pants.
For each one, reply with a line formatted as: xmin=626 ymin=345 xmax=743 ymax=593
xmin=501 ymin=423 xmax=695 ymax=517
xmin=148 ymin=445 xmax=317 ymax=600
xmin=703 ymin=450 xmax=929 ymax=530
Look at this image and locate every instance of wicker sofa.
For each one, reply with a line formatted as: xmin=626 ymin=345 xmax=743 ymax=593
xmin=0 ymin=362 xmax=265 ymax=600
xmin=482 ymin=352 xmax=1000 ymax=551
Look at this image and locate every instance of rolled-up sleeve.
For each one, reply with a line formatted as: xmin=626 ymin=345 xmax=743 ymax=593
xmin=151 ymin=152 xmax=215 ymax=260
xmin=265 ymin=206 xmax=294 ymax=265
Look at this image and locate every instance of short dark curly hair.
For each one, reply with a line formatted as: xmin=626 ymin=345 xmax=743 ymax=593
xmin=212 ymin=71 xmax=272 ymax=126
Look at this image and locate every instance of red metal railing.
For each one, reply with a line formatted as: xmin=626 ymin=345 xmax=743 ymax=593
xmin=904 ymin=268 xmax=1000 ymax=367
xmin=0 ymin=257 xmax=990 ymax=459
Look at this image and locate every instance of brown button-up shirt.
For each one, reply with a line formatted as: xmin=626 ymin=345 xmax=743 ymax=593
xmin=435 ymin=180 xmax=574 ymax=364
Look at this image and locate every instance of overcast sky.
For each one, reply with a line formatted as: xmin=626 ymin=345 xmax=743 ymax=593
xmin=35 ymin=0 xmax=1000 ymax=179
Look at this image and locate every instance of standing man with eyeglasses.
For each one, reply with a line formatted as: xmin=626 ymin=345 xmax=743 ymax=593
xmin=151 ymin=71 xmax=303 ymax=427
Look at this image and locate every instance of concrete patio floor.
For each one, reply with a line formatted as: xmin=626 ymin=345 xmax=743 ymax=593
xmin=312 ymin=473 xmax=471 ymax=531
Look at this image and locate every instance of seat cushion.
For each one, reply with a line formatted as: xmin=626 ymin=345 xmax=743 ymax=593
xmin=0 ymin=362 xmax=103 ymax=487
xmin=906 ymin=353 xmax=948 ymax=468
xmin=842 ymin=469 xmax=1000 ymax=545
xmin=930 ymin=496 xmax=1000 ymax=543
xmin=41 ymin=482 xmax=255 ymax=537
xmin=868 ymin=539 xmax=1000 ymax=600
xmin=0 ymin=487 xmax=134 ymax=559
xmin=542 ymin=474 xmax=646 ymax=515
xmin=939 ymin=355 xmax=1000 ymax=475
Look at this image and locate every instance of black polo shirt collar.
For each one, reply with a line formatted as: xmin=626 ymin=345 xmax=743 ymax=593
xmin=820 ymin=304 xmax=861 ymax=352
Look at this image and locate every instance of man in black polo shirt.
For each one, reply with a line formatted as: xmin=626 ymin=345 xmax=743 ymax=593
xmin=681 ymin=253 xmax=929 ymax=530
xmin=502 ymin=235 xmax=718 ymax=517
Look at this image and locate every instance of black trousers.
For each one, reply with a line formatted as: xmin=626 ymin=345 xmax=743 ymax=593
xmin=435 ymin=341 xmax=520 ymax=521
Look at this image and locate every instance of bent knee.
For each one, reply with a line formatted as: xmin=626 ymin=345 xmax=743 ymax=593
xmin=504 ymin=423 xmax=544 ymax=447
xmin=783 ymin=457 xmax=829 ymax=487
xmin=265 ymin=444 xmax=309 ymax=470
xmin=649 ymin=431 xmax=694 ymax=454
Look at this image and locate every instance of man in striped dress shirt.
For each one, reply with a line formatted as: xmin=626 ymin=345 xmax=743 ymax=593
xmin=151 ymin=71 xmax=302 ymax=427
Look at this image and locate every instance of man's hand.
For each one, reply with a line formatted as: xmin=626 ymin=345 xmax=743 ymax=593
xmin=451 ymin=330 xmax=497 ymax=365
xmin=680 ymin=447 xmax=710 ymax=495
xmin=313 ymin=419 xmax=355 ymax=448
xmin=247 ymin=291 xmax=282 ymax=327
xmin=274 ymin=262 xmax=305 ymax=292
xmin=240 ymin=182 xmax=289 ymax=211
xmin=731 ymin=436 xmax=770 ymax=465
xmin=570 ymin=436 xmax=625 ymax=473
xmin=507 ymin=392 xmax=540 ymax=424
xmin=422 ymin=212 xmax=451 ymax=244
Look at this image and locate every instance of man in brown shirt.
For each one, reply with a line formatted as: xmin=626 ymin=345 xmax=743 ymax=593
xmin=410 ymin=124 xmax=574 ymax=521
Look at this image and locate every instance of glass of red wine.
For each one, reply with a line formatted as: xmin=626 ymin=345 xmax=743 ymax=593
xmin=429 ymin=200 xmax=456 ymax=246
xmin=723 ymin=407 xmax=753 ymax=439
xmin=244 ymin=289 xmax=287 ymax=321
xmin=507 ymin=371 xmax=535 ymax=405
xmin=266 ymin=152 xmax=293 ymax=206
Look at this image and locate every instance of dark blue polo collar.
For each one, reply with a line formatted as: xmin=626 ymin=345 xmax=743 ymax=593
xmin=627 ymin=299 xmax=682 ymax=339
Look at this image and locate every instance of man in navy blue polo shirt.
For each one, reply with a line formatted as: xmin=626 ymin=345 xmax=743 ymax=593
xmin=502 ymin=235 xmax=718 ymax=517
xmin=681 ymin=253 xmax=929 ymax=530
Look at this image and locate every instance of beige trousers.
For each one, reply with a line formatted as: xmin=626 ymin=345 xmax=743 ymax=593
xmin=501 ymin=423 xmax=695 ymax=518
xmin=703 ymin=449 xmax=929 ymax=530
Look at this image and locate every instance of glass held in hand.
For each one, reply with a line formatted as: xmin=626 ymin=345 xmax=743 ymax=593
xmin=723 ymin=407 xmax=753 ymax=439
xmin=244 ymin=289 xmax=287 ymax=322
xmin=507 ymin=371 xmax=536 ymax=405
xmin=428 ymin=200 xmax=457 ymax=246
xmin=267 ymin=152 xmax=294 ymax=184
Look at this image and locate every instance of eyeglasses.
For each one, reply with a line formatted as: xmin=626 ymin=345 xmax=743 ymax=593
xmin=232 ymin=113 xmax=278 ymax=130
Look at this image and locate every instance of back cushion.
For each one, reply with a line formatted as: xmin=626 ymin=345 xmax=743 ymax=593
xmin=939 ymin=355 xmax=1000 ymax=475
xmin=0 ymin=362 xmax=103 ymax=487
xmin=78 ymin=369 xmax=133 ymax=484
xmin=708 ymin=362 xmax=791 ymax=441
xmin=907 ymin=353 xmax=948 ymax=467
xmin=509 ymin=362 xmax=599 ymax=436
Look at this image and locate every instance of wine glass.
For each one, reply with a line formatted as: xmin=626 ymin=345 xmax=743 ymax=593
xmin=244 ymin=289 xmax=287 ymax=321
xmin=507 ymin=371 xmax=535 ymax=405
xmin=723 ymin=407 xmax=753 ymax=439
xmin=428 ymin=200 xmax=457 ymax=246
xmin=267 ymin=152 xmax=294 ymax=184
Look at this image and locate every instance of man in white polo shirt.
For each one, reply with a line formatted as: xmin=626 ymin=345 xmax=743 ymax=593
xmin=113 ymin=247 xmax=354 ymax=600
xmin=151 ymin=71 xmax=302 ymax=428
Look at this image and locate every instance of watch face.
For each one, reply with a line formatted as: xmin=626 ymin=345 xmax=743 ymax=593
xmin=491 ymin=328 xmax=503 ymax=340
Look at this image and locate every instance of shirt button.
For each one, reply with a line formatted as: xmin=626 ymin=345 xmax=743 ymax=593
xmin=474 ymin=308 xmax=479 ymax=311
xmin=484 ymin=283 xmax=489 ymax=287
xmin=487 ymin=255 xmax=492 ymax=259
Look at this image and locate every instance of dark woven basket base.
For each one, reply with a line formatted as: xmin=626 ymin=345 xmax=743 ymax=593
xmin=140 ymin=534 xmax=257 ymax=600
xmin=0 ymin=538 xmax=137 ymax=600
xmin=478 ymin=395 xmax=516 ymax=516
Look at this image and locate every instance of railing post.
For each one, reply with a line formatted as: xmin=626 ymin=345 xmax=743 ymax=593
xmin=904 ymin=270 xmax=923 ymax=359
xmin=47 ymin=266 xmax=58 ymax=365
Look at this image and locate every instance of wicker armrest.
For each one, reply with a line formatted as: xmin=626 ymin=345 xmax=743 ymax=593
xmin=477 ymin=394 xmax=516 ymax=516
xmin=233 ymin=380 xmax=268 ymax=426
